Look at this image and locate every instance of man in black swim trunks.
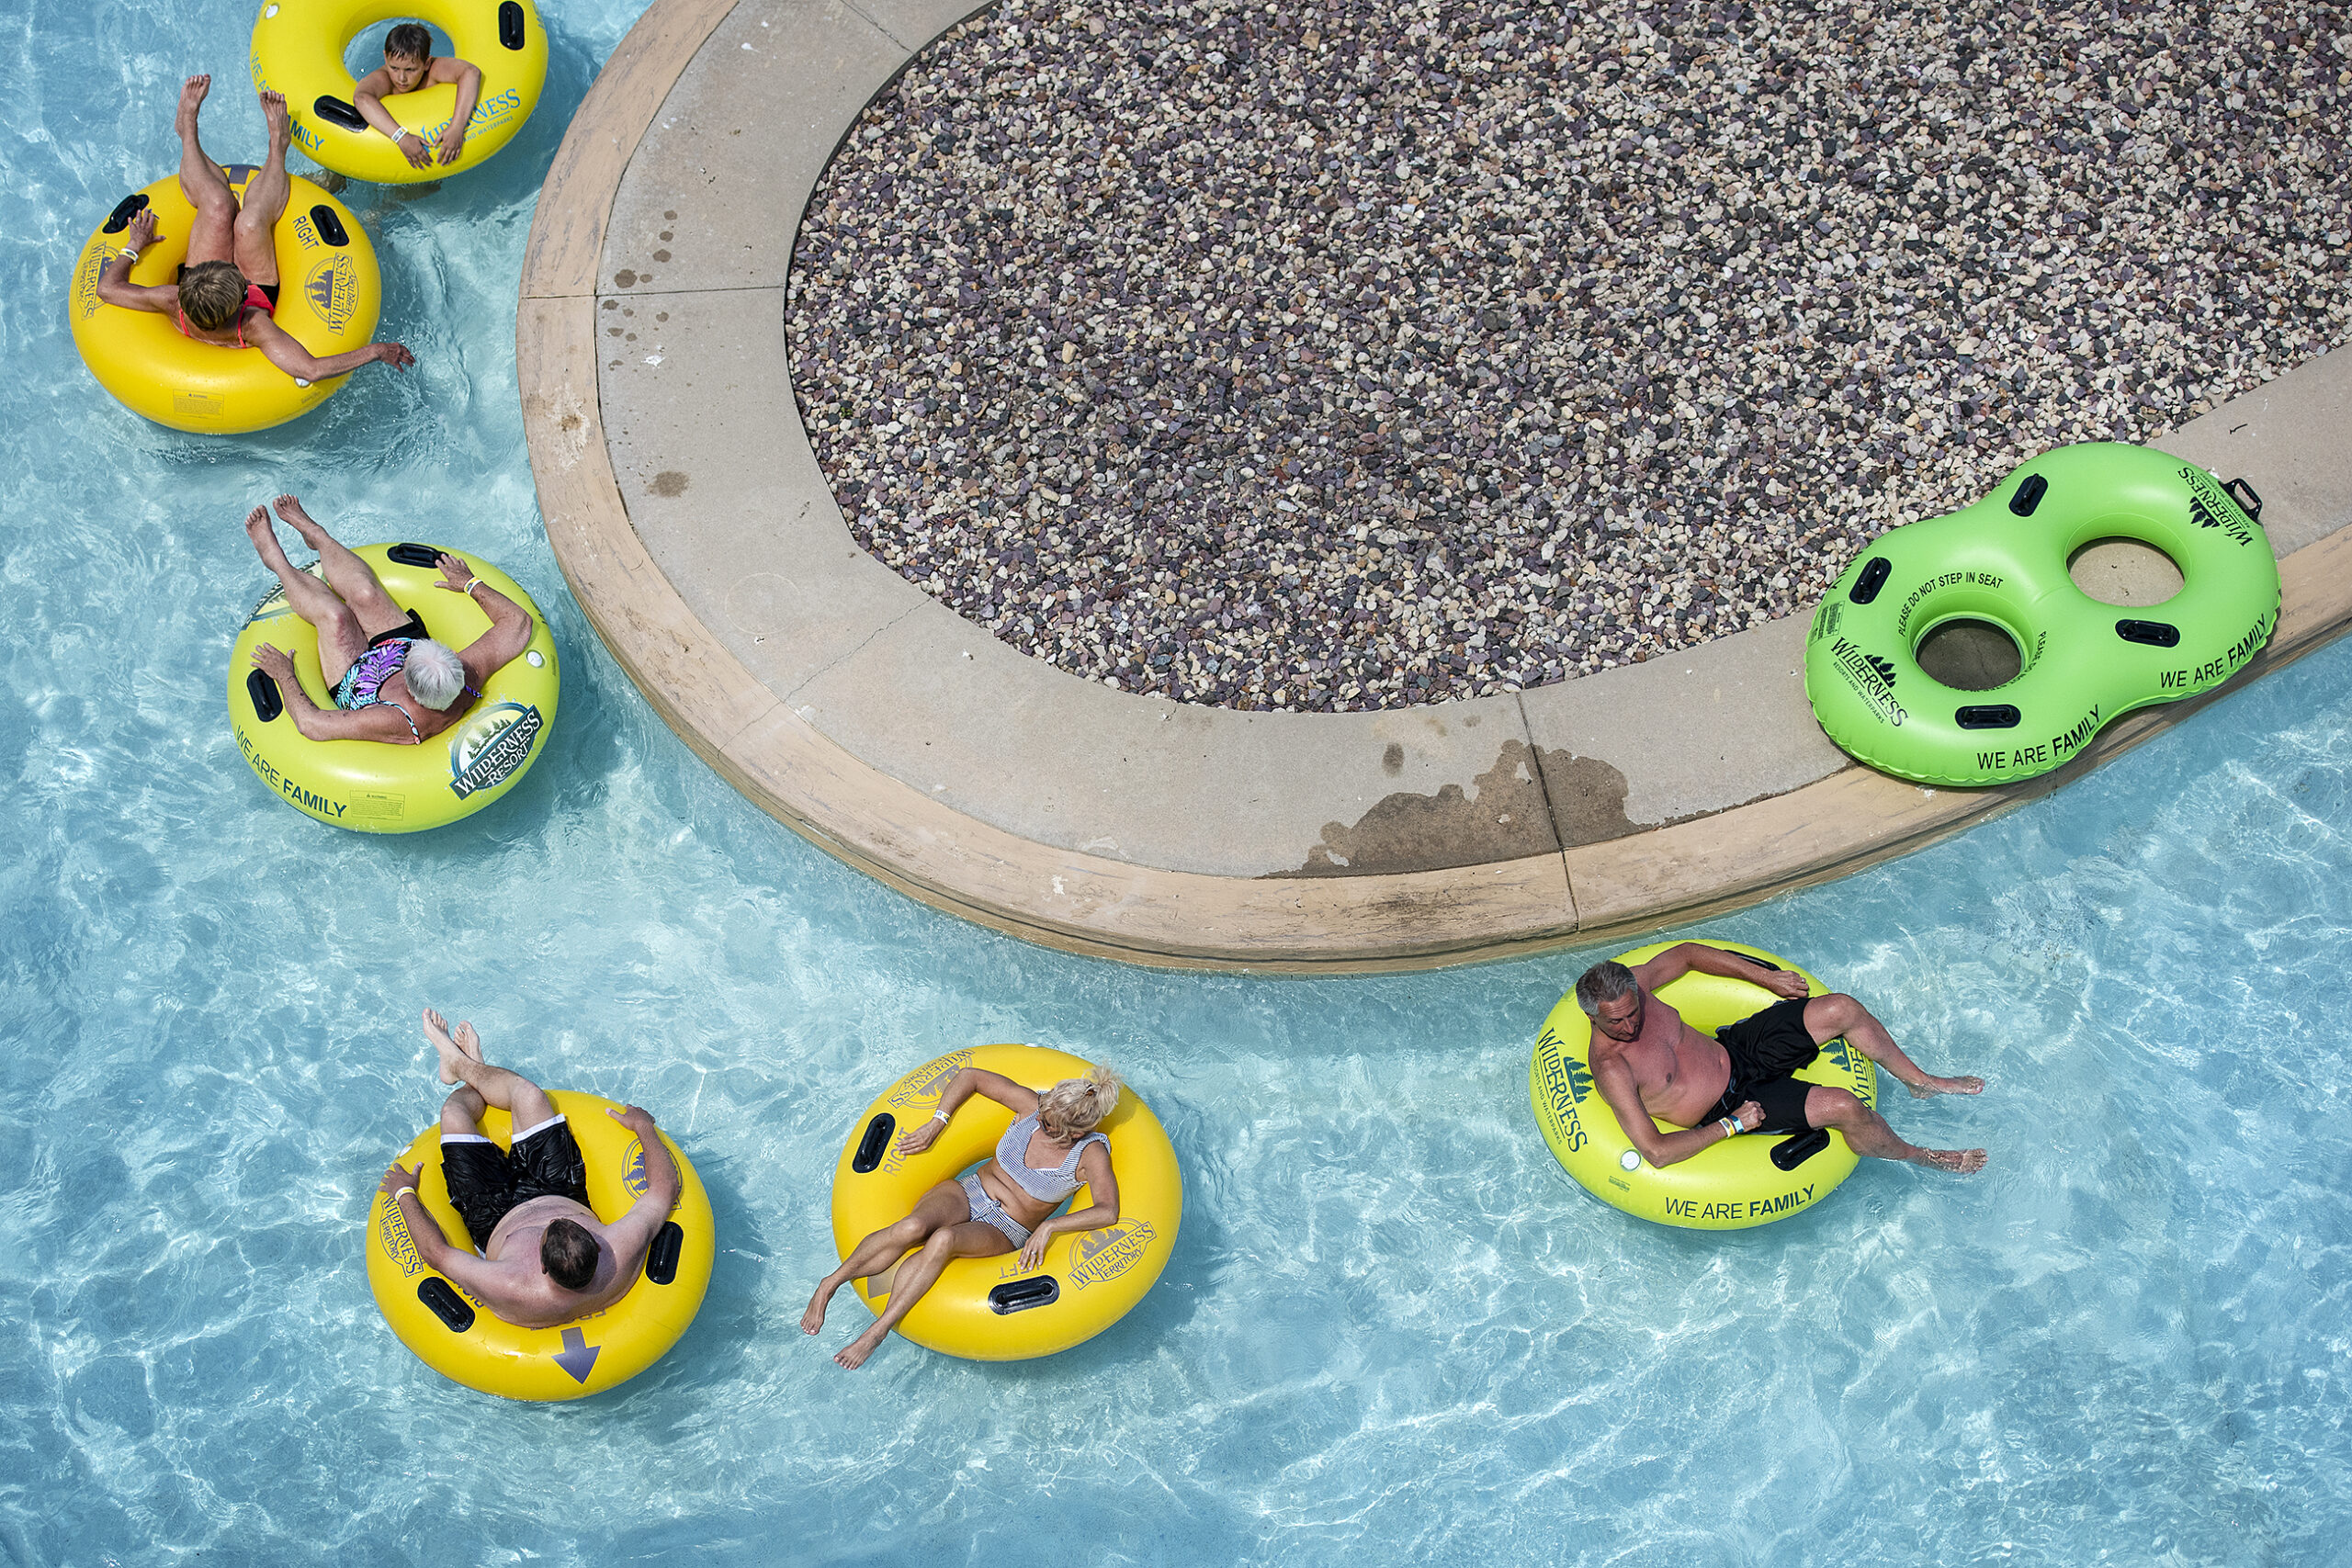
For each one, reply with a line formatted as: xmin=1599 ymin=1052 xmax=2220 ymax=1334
xmin=1577 ymin=943 xmax=1988 ymax=1175
xmin=378 ymin=1009 xmax=679 ymax=1329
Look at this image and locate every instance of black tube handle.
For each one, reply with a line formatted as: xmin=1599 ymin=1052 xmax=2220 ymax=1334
xmin=312 ymin=96 xmax=368 ymax=132
xmin=246 ymin=669 xmax=284 ymax=723
xmin=2116 ymin=619 xmax=2180 ymax=648
xmin=387 ymin=542 xmax=444 ymax=568
xmin=852 ymin=1113 xmax=895 ymax=1174
xmin=988 ymin=1277 xmax=1060 ymax=1314
xmin=500 ymin=1 xmax=527 ymax=49
xmin=2008 ymin=474 xmax=2049 ymax=516
xmin=417 ymin=1277 xmax=476 ymax=1332
xmin=102 ymin=192 xmax=150 ymax=234
xmin=645 ymin=1221 xmax=684 ymax=1285
xmin=1770 ymin=1130 xmax=1832 ymax=1171
xmin=2223 ymin=477 xmax=2264 ymax=523
xmin=1846 ymin=557 xmax=1891 ymax=605
xmin=1955 ymin=705 xmax=2022 ymax=730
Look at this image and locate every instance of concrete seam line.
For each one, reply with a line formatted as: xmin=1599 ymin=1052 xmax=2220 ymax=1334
xmin=776 ymin=603 xmax=927 ymax=709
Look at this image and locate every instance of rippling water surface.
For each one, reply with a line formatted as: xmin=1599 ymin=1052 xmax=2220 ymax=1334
xmin=6 ymin=2 xmax=2351 ymax=1564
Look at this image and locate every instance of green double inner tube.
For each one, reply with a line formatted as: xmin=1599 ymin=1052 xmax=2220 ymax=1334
xmin=1804 ymin=442 xmax=2280 ymax=787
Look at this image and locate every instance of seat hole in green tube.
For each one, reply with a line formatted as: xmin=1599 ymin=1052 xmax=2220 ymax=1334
xmin=1916 ymin=618 xmax=2021 ymax=691
xmin=2067 ymin=536 xmax=2183 ymax=607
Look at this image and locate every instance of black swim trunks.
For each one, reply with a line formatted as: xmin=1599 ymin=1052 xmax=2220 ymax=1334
xmin=440 ymin=1116 xmax=591 ymax=1250
xmin=1701 ymin=996 xmax=1824 ymax=1134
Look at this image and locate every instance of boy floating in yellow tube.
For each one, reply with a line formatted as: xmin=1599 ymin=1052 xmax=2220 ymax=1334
xmin=353 ymin=22 xmax=481 ymax=169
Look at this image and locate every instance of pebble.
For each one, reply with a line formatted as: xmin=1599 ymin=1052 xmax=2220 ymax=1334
xmin=786 ymin=0 xmax=2352 ymax=712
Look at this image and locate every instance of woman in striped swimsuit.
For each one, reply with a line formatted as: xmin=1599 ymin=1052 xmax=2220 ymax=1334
xmin=242 ymin=493 xmax=534 ymax=745
xmin=805 ymin=1063 xmax=1125 ymax=1370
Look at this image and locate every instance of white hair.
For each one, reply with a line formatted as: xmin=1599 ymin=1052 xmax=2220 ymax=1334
xmin=403 ymin=638 xmax=467 ymax=709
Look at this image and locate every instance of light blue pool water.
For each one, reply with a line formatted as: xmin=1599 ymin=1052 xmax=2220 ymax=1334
xmin=6 ymin=3 xmax=2351 ymax=1564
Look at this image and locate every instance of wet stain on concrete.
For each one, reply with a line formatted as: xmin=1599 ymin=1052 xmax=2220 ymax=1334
xmin=1532 ymin=747 xmax=1642 ymax=850
xmin=1381 ymin=743 xmax=1404 ymax=776
xmin=1283 ymin=739 xmax=1640 ymax=876
xmin=651 ymin=470 xmax=690 ymax=498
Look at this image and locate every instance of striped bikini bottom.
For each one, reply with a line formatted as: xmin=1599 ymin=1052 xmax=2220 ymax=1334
xmin=958 ymin=1171 xmax=1030 ymax=1247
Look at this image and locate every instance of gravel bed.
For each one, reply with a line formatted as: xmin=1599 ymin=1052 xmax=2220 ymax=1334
xmin=786 ymin=0 xmax=2352 ymax=712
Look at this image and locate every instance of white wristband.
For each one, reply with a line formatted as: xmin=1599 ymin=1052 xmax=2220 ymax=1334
xmin=119 ymin=246 xmax=141 ymax=264
xmin=462 ymin=577 xmax=481 ymax=595
xmin=930 ymin=1109 xmax=949 ymax=1122
xmin=1720 ymin=1116 xmax=1740 ymax=1138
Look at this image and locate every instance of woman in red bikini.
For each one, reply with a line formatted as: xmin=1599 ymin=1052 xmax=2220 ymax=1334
xmin=92 ymin=76 xmax=415 ymax=382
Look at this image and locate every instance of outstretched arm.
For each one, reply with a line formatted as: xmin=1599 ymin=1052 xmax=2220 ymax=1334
xmin=249 ymin=644 xmax=421 ymax=743
xmin=1017 ymin=1142 xmax=1120 ymax=1269
xmin=1589 ymin=1052 xmax=1760 ymax=1168
xmin=892 ymin=1066 xmax=1043 ymax=1156
xmin=383 ymin=1162 xmax=500 ymax=1296
xmin=598 ymin=1106 xmax=683 ymax=1272
xmin=435 ymin=553 xmax=533 ymax=683
xmin=94 ymin=209 xmax=178 ymax=312
xmin=248 ymin=316 xmax=416 ymax=382
xmin=1631 ymin=942 xmax=1807 ymax=1000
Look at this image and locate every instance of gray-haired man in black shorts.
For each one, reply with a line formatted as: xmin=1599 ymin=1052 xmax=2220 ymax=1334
xmin=379 ymin=1010 xmax=680 ymax=1329
xmin=1577 ymin=943 xmax=1988 ymax=1175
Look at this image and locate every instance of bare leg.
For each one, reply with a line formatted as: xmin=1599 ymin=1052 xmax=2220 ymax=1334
xmin=803 ymin=1181 xmax=966 ymax=1336
xmin=175 ymin=76 xmax=238 ymax=267
xmin=1805 ymin=994 xmax=1984 ymax=1099
xmin=245 ymin=505 xmax=368 ymax=682
xmin=273 ymin=495 xmax=406 ymax=637
xmin=1805 ymin=1086 xmax=1985 ymax=1174
xmin=232 ymin=92 xmax=293 ymax=288
xmin=439 ymin=1081 xmax=488 ymax=1135
xmin=835 ymin=1219 xmax=1013 ymax=1370
xmin=421 ymin=1009 xmax=558 ymax=1129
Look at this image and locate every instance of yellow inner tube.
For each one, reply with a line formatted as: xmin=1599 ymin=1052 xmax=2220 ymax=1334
xmin=226 ymin=543 xmax=560 ymax=833
xmin=68 ymin=169 xmax=380 ymax=434
xmin=1528 ymin=940 xmax=1876 ymax=1230
xmin=368 ymin=1090 xmax=714 ymax=1402
xmin=251 ymin=0 xmax=548 ymax=184
xmin=830 ymin=1044 xmax=1183 ymax=1361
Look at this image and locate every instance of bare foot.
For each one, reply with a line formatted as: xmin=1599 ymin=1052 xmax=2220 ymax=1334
xmin=421 ymin=1007 xmax=469 ymax=1084
xmin=178 ymin=75 xmax=210 ymax=134
xmin=834 ymin=1327 xmax=887 ymax=1370
xmin=244 ymin=504 xmax=277 ymax=553
xmin=802 ymin=1278 xmax=841 ymax=1335
xmin=271 ymin=493 xmax=325 ymax=547
xmin=1904 ymin=1074 xmax=1986 ymax=1100
xmin=1914 ymin=1146 xmax=1987 ymax=1174
xmin=451 ymin=1021 xmax=485 ymax=1065
xmin=259 ymin=90 xmax=289 ymax=150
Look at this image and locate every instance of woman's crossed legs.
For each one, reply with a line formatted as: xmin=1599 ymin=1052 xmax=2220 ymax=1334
xmin=803 ymin=1179 xmax=1015 ymax=1370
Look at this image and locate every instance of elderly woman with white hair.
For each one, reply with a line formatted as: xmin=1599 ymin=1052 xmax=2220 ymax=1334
xmin=805 ymin=1062 xmax=1125 ymax=1370
xmin=243 ymin=494 xmax=533 ymax=745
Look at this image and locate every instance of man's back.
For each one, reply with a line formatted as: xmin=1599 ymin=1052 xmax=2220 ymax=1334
xmin=472 ymin=1194 xmax=637 ymax=1327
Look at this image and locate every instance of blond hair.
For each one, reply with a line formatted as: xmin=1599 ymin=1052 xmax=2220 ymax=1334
xmin=1036 ymin=1063 xmax=1123 ymax=1139
xmin=178 ymin=261 xmax=250 ymax=332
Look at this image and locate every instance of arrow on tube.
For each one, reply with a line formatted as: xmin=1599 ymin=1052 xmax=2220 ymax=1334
xmin=553 ymin=1327 xmax=601 ymax=1383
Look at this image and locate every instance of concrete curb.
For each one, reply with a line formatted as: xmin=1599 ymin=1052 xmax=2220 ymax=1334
xmin=519 ymin=0 xmax=2352 ymax=971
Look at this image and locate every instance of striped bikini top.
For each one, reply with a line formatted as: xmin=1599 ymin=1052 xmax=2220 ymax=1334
xmin=993 ymin=1112 xmax=1108 ymax=1202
